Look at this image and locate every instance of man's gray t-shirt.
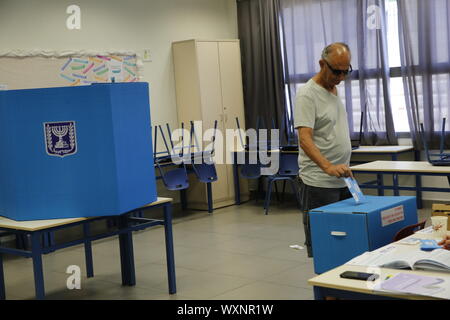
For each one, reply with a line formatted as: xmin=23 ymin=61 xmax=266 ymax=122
xmin=294 ymin=79 xmax=352 ymax=188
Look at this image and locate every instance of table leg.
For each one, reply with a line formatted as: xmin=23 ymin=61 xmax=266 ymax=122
xmin=207 ymin=182 xmax=213 ymax=214
xmin=30 ymin=232 xmax=45 ymax=300
xmin=414 ymin=150 xmax=423 ymax=209
xmin=313 ymin=286 xmax=325 ymax=300
xmin=163 ymin=203 xmax=177 ymax=294
xmin=416 ymin=173 xmax=423 ymax=209
xmin=392 ymin=154 xmax=399 ymax=196
xmin=118 ymin=215 xmax=135 ymax=286
xmin=233 ymin=152 xmax=241 ymax=205
xmin=377 ymin=174 xmax=384 ymax=196
xmin=48 ymin=232 xmax=56 ymax=252
xmin=180 ymin=189 xmax=187 ymax=211
xmin=83 ymin=223 xmax=94 ymax=278
xmin=0 ymin=253 xmax=5 ymax=300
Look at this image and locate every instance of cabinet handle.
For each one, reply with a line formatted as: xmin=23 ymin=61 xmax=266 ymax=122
xmin=331 ymin=231 xmax=347 ymax=237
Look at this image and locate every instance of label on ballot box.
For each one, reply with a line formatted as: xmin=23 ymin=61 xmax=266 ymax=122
xmin=381 ymin=205 xmax=405 ymax=227
xmin=0 ymin=83 xmax=157 ymax=220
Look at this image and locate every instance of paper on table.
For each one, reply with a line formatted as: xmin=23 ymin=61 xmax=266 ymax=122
xmin=345 ymin=245 xmax=398 ymax=266
xmin=415 ymin=226 xmax=434 ymax=234
xmin=374 ymin=273 xmax=449 ymax=299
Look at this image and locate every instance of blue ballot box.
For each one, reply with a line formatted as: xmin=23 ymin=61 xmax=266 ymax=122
xmin=309 ymin=196 xmax=417 ymax=274
xmin=0 ymin=82 xmax=157 ymax=221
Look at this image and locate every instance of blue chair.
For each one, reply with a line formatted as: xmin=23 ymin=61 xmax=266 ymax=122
xmin=189 ymin=120 xmax=218 ymax=184
xmin=192 ymin=159 xmax=218 ymax=183
xmin=156 ymin=160 xmax=189 ymax=191
xmin=190 ymin=156 xmax=217 ymax=213
xmin=240 ymin=163 xmax=262 ymax=179
xmin=263 ymin=152 xmax=301 ymax=215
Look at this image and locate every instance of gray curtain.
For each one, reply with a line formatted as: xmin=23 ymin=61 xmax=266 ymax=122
xmin=237 ymin=0 xmax=290 ymax=145
xmin=280 ymin=0 xmax=398 ymax=145
xmin=397 ymin=0 xmax=450 ymax=150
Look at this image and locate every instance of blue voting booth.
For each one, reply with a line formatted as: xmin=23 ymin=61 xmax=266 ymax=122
xmin=0 ymin=82 xmax=157 ymax=221
xmin=309 ymin=196 xmax=417 ymax=274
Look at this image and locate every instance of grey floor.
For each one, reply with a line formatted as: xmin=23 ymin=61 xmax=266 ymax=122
xmin=1 ymin=198 xmax=432 ymax=300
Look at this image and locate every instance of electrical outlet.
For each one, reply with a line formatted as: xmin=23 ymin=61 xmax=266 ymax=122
xmin=143 ymin=49 xmax=152 ymax=62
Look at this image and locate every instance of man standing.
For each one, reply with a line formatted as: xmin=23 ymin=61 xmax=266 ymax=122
xmin=294 ymin=43 xmax=354 ymax=257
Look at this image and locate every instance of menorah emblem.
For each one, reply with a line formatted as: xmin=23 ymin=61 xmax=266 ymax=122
xmin=52 ymin=125 xmax=69 ymax=149
xmin=44 ymin=121 xmax=77 ymax=158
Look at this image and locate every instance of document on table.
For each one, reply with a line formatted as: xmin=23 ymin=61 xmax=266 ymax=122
xmin=373 ymin=273 xmax=450 ymax=299
xmin=415 ymin=226 xmax=434 ymax=234
xmin=345 ymin=245 xmax=399 ymax=267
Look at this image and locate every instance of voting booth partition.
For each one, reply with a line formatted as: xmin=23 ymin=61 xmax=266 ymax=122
xmin=309 ymin=196 xmax=418 ymax=274
xmin=0 ymin=82 xmax=157 ymax=221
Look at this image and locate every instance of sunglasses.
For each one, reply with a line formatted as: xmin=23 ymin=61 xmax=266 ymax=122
xmin=324 ymin=59 xmax=352 ymax=76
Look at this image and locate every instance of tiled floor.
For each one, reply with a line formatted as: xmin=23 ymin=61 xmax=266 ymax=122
xmin=1 ymin=199 xmax=432 ymax=300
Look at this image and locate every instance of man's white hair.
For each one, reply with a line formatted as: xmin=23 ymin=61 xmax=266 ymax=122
xmin=321 ymin=42 xmax=350 ymax=60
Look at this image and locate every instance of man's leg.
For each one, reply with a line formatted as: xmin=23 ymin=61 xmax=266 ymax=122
xmin=299 ymin=181 xmax=346 ymax=258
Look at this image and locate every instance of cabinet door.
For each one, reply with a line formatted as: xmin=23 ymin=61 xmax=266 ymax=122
xmin=196 ymin=41 xmax=230 ymax=202
xmin=218 ymin=41 xmax=246 ymax=128
xmin=218 ymin=41 xmax=247 ymax=199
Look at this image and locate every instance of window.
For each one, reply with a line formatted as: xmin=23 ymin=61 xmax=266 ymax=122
xmin=280 ymin=0 xmax=412 ymax=136
xmin=386 ymin=0 xmax=410 ymax=133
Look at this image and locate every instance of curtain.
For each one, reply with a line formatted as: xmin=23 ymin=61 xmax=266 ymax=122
xmin=280 ymin=0 xmax=398 ymax=145
xmin=397 ymin=0 xmax=450 ymax=150
xmin=237 ymin=0 xmax=290 ymax=145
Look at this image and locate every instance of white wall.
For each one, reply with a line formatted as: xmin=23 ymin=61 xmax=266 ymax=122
xmin=0 ymin=0 xmax=238 ymax=203
xmin=0 ymin=0 xmax=238 ymax=129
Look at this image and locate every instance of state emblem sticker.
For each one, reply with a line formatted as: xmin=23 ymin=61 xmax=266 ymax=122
xmin=44 ymin=121 xmax=77 ymax=157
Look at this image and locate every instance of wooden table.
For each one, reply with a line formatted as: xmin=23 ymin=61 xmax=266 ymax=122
xmin=351 ymin=160 xmax=450 ymax=209
xmin=0 ymin=197 xmax=176 ymax=300
xmin=352 ymin=145 xmax=415 ymax=158
xmin=309 ymin=230 xmax=450 ymax=300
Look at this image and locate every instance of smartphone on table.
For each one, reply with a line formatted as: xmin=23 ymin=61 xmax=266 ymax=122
xmin=339 ymin=271 xmax=379 ymax=281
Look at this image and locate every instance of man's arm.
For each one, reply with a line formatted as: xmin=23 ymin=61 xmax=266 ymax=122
xmin=298 ymin=127 xmax=353 ymax=178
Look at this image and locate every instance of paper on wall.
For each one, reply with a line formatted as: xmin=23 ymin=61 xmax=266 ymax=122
xmin=107 ymin=59 xmax=124 ymax=82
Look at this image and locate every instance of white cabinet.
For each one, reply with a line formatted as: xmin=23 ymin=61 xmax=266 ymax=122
xmin=172 ymin=39 xmax=249 ymax=210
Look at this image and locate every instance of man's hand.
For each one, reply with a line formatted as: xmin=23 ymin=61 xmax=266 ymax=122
xmin=438 ymin=235 xmax=450 ymax=250
xmin=323 ymin=164 xmax=353 ymax=178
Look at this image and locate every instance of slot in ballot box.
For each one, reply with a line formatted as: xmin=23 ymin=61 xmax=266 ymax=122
xmin=0 ymin=82 xmax=157 ymax=221
xmin=309 ymin=196 xmax=417 ymax=274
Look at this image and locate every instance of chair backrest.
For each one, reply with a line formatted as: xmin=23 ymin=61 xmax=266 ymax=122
xmin=239 ymin=163 xmax=262 ymax=179
xmin=278 ymin=153 xmax=299 ymax=176
xmin=157 ymin=164 xmax=189 ymax=191
xmin=419 ymin=123 xmax=433 ymax=163
xmin=392 ymin=219 xmax=427 ymax=242
xmin=420 ymin=120 xmax=450 ymax=162
xmin=192 ymin=162 xmax=218 ymax=183
xmin=439 ymin=117 xmax=446 ymax=154
xmin=351 ymin=111 xmax=364 ymax=149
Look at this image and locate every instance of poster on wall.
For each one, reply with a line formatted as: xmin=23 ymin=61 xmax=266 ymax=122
xmin=0 ymin=51 xmax=141 ymax=90
xmin=59 ymin=55 xmax=139 ymax=86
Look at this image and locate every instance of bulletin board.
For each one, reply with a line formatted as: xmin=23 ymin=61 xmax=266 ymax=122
xmin=0 ymin=50 xmax=142 ymax=90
